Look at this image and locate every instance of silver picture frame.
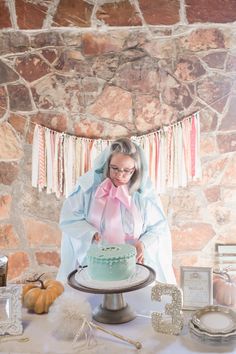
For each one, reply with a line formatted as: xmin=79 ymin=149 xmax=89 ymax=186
xmin=180 ymin=266 xmax=213 ymax=310
xmin=0 ymin=285 xmax=23 ymax=335
xmin=215 ymin=243 xmax=236 ymax=275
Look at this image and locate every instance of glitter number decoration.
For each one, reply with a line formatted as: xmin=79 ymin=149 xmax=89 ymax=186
xmin=151 ymin=282 xmax=184 ymax=335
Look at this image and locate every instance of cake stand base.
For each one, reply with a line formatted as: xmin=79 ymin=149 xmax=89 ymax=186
xmin=67 ymin=264 xmax=156 ymax=325
xmin=93 ymin=293 xmax=135 ymax=324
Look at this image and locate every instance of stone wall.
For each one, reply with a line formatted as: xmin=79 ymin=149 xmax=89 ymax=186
xmin=0 ymin=0 xmax=236 ymax=283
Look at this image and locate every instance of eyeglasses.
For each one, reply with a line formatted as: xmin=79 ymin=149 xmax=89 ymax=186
xmin=109 ymin=165 xmax=135 ymax=177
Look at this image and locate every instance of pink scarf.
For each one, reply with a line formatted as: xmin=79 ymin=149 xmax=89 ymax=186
xmin=88 ymin=178 xmax=142 ymax=244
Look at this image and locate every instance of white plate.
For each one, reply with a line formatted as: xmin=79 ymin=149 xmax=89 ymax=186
xmin=192 ymin=306 xmax=236 ymax=334
xmin=75 ymin=264 xmax=150 ymax=290
xmin=189 ymin=320 xmax=236 ymax=343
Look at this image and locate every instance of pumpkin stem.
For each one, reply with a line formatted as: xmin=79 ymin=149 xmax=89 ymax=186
xmin=213 ymin=269 xmax=232 ymax=282
xmin=26 ymin=273 xmax=46 ymax=289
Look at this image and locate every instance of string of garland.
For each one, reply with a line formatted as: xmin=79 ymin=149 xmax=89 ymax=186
xmin=31 ymin=112 xmax=201 ymax=197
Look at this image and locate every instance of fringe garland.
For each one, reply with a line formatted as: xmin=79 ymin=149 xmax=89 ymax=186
xmin=31 ymin=112 xmax=201 ymax=197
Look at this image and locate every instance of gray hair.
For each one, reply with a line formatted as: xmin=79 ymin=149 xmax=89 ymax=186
xmin=104 ymin=138 xmax=143 ymax=194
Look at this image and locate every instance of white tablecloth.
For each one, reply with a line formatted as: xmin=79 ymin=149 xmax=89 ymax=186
xmin=0 ymin=284 xmax=235 ymax=354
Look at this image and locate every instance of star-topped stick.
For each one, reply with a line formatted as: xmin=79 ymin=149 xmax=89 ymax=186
xmin=48 ymin=292 xmax=142 ymax=350
xmin=90 ymin=322 xmax=142 ymax=349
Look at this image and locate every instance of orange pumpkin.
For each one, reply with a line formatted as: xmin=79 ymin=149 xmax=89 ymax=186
xmin=22 ymin=274 xmax=64 ymax=314
xmin=213 ymin=271 xmax=236 ymax=307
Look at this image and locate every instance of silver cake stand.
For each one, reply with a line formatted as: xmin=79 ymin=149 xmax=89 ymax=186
xmin=67 ymin=264 xmax=155 ymax=324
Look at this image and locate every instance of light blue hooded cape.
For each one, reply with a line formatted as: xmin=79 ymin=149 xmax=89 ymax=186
xmin=57 ymin=143 xmax=176 ymax=284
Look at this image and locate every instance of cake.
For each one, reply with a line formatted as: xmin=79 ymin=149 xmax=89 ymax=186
xmin=86 ymin=244 xmax=136 ymax=281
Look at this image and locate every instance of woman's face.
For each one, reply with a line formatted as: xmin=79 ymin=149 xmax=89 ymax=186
xmin=109 ymin=153 xmax=135 ymax=187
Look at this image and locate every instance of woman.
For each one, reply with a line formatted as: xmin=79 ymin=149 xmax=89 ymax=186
xmin=57 ymin=138 xmax=176 ymax=284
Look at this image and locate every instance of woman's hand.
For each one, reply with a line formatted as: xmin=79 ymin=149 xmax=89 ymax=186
xmin=134 ymin=240 xmax=144 ymax=264
xmin=92 ymin=232 xmax=101 ymax=244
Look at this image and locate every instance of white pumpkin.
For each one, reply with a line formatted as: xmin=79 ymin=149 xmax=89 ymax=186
xmin=213 ymin=271 xmax=236 ymax=307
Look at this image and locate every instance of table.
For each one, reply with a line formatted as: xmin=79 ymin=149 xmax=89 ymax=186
xmin=0 ymin=284 xmax=235 ymax=354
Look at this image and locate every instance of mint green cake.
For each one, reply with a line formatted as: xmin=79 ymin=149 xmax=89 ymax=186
xmin=87 ymin=244 xmax=137 ymax=281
